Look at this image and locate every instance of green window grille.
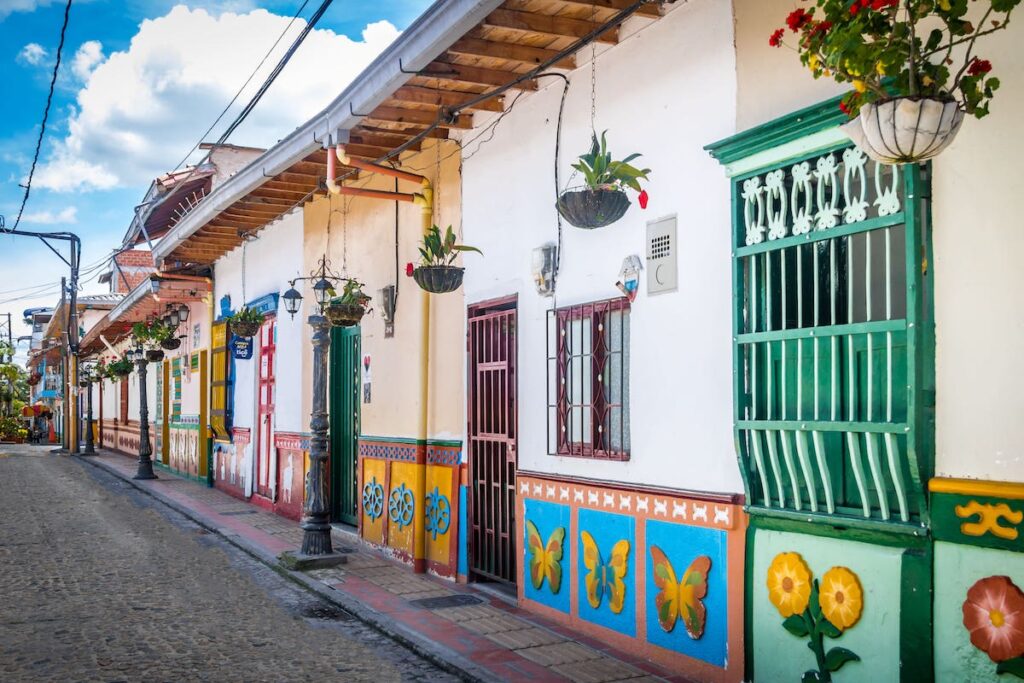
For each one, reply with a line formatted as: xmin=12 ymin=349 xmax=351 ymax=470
xmin=730 ymin=142 xmax=934 ymax=532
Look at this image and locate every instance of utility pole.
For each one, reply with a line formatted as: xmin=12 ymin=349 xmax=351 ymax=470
xmin=1 ymin=312 xmax=12 ymax=417
xmin=0 ymin=217 xmax=81 ymax=454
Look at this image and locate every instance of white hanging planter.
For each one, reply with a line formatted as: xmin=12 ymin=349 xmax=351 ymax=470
xmin=841 ymin=96 xmax=964 ymax=165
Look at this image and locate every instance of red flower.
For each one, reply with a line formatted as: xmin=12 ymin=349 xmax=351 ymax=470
xmin=870 ymin=0 xmax=898 ymax=9
xmin=786 ymin=8 xmax=810 ymax=32
xmin=839 ymin=100 xmax=851 ymax=115
xmin=405 ymin=262 xmax=414 ymax=277
xmin=963 ymin=576 xmax=1024 ymax=662
xmin=809 ymin=20 xmax=832 ymax=36
xmin=968 ymin=58 xmax=993 ymax=76
xmin=769 ymin=27 xmax=785 ymax=47
xmin=638 ymin=190 xmax=649 ymax=209
xmin=850 ymin=3 xmax=859 ymax=15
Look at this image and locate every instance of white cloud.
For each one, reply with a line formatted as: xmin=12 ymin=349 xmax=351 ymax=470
xmin=0 ymin=1 xmax=58 ymax=20
xmin=71 ymin=40 xmax=104 ymax=81
xmin=20 ymin=206 xmax=78 ymax=224
xmin=36 ymin=6 xmax=401 ymax=192
xmin=17 ymin=43 xmax=48 ymax=66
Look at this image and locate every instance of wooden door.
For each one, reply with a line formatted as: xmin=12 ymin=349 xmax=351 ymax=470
xmin=329 ymin=325 xmax=360 ymax=525
xmin=255 ymin=317 xmax=276 ymax=499
xmin=467 ymin=297 xmax=518 ymax=584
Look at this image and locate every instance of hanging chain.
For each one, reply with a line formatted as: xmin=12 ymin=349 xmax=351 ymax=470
xmin=434 ymin=138 xmax=442 ymax=228
xmin=241 ymin=237 xmax=247 ymax=304
xmin=590 ymin=4 xmax=597 ymax=135
xmin=342 ymin=196 xmax=348 ymax=274
xmin=326 ymin=192 xmax=333 ymax=252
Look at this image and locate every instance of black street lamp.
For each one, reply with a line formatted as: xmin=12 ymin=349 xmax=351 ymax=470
xmin=280 ymin=256 xmax=348 ymax=570
xmin=80 ymin=363 xmax=96 ymax=455
xmin=127 ymin=345 xmax=157 ymax=481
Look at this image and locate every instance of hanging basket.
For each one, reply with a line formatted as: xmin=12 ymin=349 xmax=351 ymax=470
xmin=556 ymin=187 xmax=631 ymax=229
xmin=842 ymin=96 xmax=965 ymax=165
xmin=413 ymin=266 xmax=465 ymax=294
xmin=146 ymin=349 xmax=165 ymax=363
xmin=231 ymin=320 xmax=261 ymax=339
xmin=160 ymin=337 xmax=181 ymax=351
xmin=325 ymin=301 xmax=366 ymax=327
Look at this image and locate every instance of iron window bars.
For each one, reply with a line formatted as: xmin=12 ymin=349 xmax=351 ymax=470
xmin=732 ymin=142 xmax=934 ymax=531
xmin=547 ymin=297 xmax=631 ymax=460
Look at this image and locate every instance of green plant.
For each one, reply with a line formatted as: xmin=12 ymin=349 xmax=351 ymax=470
xmin=230 ymin=307 xmax=266 ymax=325
xmin=418 ymin=225 xmax=482 ymax=267
xmin=108 ymin=358 xmax=134 ymax=377
xmin=132 ymin=319 xmax=173 ymax=346
xmin=770 ymin=0 xmax=1019 ymax=118
xmin=0 ymin=416 xmax=24 ymax=440
xmin=571 ymin=131 xmax=650 ymax=192
xmin=331 ymin=279 xmax=371 ymax=307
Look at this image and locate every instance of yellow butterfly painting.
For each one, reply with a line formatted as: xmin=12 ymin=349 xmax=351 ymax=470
xmin=525 ymin=520 xmax=565 ymax=594
xmin=650 ymin=545 xmax=711 ymax=639
xmin=580 ymin=530 xmax=630 ymax=614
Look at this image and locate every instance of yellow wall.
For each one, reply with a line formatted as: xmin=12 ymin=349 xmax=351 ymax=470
xmin=301 ymin=139 xmax=466 ymax=441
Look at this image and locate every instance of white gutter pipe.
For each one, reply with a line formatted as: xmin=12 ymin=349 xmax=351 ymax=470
xmin=153 ymin=0 xmax=505 ymax=266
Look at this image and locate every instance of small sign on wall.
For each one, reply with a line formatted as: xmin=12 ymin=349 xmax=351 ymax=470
xmin=232 ymin=337 xmax=253 ymax=360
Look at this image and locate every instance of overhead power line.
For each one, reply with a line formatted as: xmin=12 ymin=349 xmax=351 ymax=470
xmin=11 ymin=0 xmax=73 ymax=232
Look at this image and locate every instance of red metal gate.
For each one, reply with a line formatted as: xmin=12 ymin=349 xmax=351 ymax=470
xmin=255 ymin=317 xmax=276 ymax=499
xmin=467 ymin=297 xmax=517 ymax=584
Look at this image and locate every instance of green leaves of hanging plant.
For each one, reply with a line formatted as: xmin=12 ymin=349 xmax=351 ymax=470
xmin=418 ymin=225 xmax=482 ymax=267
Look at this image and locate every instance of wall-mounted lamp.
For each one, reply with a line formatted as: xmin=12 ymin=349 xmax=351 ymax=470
xmin=531 ymin=243 xmax=558 ymax=297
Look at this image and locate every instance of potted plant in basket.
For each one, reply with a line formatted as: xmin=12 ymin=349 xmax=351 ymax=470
xmin=109 ymin=358 xmax=134 ymax=378
xmin=229 ymin=307 xmax=265 ymax=339
xmin=325 ymin=279 xmax=371 ymax=327
xmin=557 ymin=131 xmax=650 ymax=229
xmin=411 ymin=224 xmax=482 ymax=294
xmin=770 ymin=0 xmax=1017 ymax=163
xmin=131 ymin=320 xmax=173 ymax=362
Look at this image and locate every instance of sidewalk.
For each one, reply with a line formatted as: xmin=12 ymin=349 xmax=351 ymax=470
xmin=80 ymin=450 xmax=690 ymax=683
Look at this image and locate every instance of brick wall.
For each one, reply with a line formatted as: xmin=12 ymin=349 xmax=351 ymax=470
xmin=111 ymin=250 xmax=156 ymax=294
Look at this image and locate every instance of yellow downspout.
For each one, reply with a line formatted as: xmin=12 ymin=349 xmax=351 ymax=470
xmin=412 ymin=179 xmax=432 ymax=573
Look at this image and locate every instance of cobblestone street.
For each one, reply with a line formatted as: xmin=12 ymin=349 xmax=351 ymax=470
xmin=0 ymin=444 xmax=456 ymax=682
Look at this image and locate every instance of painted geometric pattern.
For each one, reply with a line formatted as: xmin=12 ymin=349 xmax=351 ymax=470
xmin=362 ymin=476 xmax=384 ymax=521
xmin=425 ymin=444 xmax=461 ymax=466
xmin=425 ymin=486 xmax=451 ymax=540
xmin=360 ymin=441 xmax=418 ymax=462
xmin=388 ymin=483 xmax=415 ymax=530
xmin=274 ymin=431 xmax=310 ymax=451
xmin=517 ymin=475 xmax=738 ymax=531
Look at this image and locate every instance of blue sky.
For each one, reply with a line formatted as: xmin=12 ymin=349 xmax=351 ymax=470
xmin=0 ymin=0 xmax=431 ymax=359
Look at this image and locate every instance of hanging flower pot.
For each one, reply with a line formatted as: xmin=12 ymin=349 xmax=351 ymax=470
xmin=325 ymin=278 xmax=371 ymax=327
xmin=146 ymin=349 xmax=165 ymax=363
xmin=412 ymin=225 xmax=480 ymax=294
xmin=559 ymin=131 xmax=649 ymax=230
xmin=556 ymin=187 xmax=631 ymax=229
xmin=230 ymin=320 xmax=260 ymax=338
xmin=160 ymin=336 xmax=182 ymax=351
xmin=413 ymin=265 xmax=464 ymax=294
xmin=770 ymin=2 xmax=1009 ymax=164
xmin=841 ymin=96 xmax=964 ymax=164
xmin=325 ymin=301 xmax=366 ymax=327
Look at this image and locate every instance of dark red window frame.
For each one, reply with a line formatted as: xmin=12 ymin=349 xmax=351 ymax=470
xmin=547 ymin=296 xmax=630 ymax=461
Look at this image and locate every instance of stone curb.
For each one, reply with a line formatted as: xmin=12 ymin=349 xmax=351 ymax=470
xmin=76 ymin=453 xmax=492 ymax=683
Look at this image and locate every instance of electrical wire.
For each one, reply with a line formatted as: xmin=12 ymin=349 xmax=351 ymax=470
xmin=10 ymin=0 xmax=73 ymax=232
xmin=168 ymin=0 xmax=313 ymax=175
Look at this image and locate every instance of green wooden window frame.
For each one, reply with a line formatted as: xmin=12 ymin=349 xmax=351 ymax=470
xmin=713 ymin=115 xmax=934 ymax=534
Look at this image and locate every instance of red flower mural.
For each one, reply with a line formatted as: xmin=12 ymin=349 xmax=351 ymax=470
xmin=963 ymin=575 xmax=1024 ymax=662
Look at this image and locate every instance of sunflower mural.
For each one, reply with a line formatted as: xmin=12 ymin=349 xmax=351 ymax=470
xmin=962 ymin=575 xmax=1024 ymax=678
xmin=766 ymin=552 xmax=863 ymax=682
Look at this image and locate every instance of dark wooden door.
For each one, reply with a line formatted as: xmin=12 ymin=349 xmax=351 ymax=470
xmin=329 ymin=325 xmax=360 ymax=525
xmin=467 ymin=298 xmax=517 ymax=584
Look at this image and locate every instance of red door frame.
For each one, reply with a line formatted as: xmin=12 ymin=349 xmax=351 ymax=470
xmin=255 ymin=316 xmax=276 ymax=500
xmin=466 ymin=295 xmax=518 ymax=585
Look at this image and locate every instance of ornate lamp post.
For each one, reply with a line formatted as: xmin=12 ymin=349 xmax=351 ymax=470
xmin=127 ymin=345 xmax=157 ymax=480
xmin=280 ymin=257 xmax=348 ymax=569
xmin=80 ymin=363 xmax=96 ymax=455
